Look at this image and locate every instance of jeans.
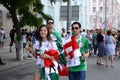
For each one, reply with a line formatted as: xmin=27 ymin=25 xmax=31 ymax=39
xmin=93 ymin=43 xmax=97 ymax=55
xmin=68 ymin=71 xmax=86 ymax=80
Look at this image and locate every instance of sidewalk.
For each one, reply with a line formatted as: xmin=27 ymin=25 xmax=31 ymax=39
xmin=0 ymin=46 xmax=35 ymax=73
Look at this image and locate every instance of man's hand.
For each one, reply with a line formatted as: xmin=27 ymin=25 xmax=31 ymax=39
xmin=65 ymin=55 xmax=70 ymax=62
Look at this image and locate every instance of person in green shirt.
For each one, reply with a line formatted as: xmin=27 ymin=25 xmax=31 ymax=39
xmin=92 ymin=29 xmax=98 ymax=56
xmin=66 ymin=22 xmax=89 ymax=80
xmin=46 ymin=18 xmax=66 ymax=63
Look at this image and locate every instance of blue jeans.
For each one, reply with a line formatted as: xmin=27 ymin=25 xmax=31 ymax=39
xmin=68 ymin=71 xmax=86 ymax=80
xmin=93 ymin=43 xmax=97 ymax=55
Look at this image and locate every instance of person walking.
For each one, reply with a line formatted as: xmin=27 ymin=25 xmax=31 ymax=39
xmin=9 ymin=25 xmax=16 ymax=52
xmin=33 ymin=25 xmax=59 ymax=80
xmin=96 ymin=29 xmax=106 ymax=66
xmin=63 ymin=22 xmax=89 ymax=80
xmin=0 ymin=27 xmax=5 ymax=48
xmin=61 ymin=28 xmax=66 ymax=38
xmin=105 ymin=30 xmax=116 ymax=67
xmin=117 ymin=31 xmax=120 ymax=58
xmin=92 ymin=29 xmax=98 ymax=56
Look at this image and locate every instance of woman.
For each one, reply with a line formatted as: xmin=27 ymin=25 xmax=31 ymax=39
xmin=0 ymin=27 xmax=5 ymax=48
xmin=105 ymin=30 xmax=116 ymax=67
xmin=117 ymin=31 xmax=120 ymax=58
xmin=33 ymin=25 xmax=59 ymax=80
xmin=96 ymin=29 xmax=106 ymax=65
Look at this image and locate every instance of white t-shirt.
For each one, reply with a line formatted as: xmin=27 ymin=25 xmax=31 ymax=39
xmin=34 ymin=40 xmax=58 ymax=51
xmin=34 ymin=40 xmax=59 ymax=74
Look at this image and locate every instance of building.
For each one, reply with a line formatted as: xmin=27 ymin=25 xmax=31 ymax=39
xmin=0 ymin=5 xmax=13 ymax=33
xmin=89 ymin=0 xmax=120 ymax=30
xmin=0 ymin=0 xmax=91 ymax=34
xmin=41 ymin=0 xmax=90 ymax=32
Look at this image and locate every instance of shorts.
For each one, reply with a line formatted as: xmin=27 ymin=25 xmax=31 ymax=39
xmin=35 ymin=64 xmax=41 ymax=74
xmin=0 ymin=36 xmax=4 ymax=42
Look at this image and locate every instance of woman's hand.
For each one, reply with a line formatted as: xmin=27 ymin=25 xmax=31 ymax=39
xmin=49 ymin=56 xmax=54 ymax=60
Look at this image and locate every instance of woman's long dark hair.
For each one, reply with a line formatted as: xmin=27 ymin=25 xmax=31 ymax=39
xmin=38 ymin=25 xmax=52 ymax=47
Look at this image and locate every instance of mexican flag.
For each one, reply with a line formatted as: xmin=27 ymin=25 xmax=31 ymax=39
xmin=63 ymin=36 xmax=81 ymax=67
xmin=44 ymin=50 xmax=59 ymax=67
xmin=52 ymin=31 xmax=66 ymax=64
xmin=44 ymin=49 xmax=59 ymax=80
xmin=52 ymin=31 xmax=67 ymax=76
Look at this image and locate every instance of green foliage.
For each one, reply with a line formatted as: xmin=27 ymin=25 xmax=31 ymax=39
xmin=0 ymin=0 xmax=68 ymax=28
xmin=0 ymin=0 xmax=51 ymax=28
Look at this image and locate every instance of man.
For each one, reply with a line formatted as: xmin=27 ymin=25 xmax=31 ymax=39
xmin=46 ymin=18 xmax=63 ymax=53
xmin=64 ymin=22 xmax=89 ymax=80
xmin=46 ymin=18 xmax=67 ymax=76
xmin=81 ymin=29 xmax=87 ymax=37
xmin=61 ymin=28 xmax=66 ymax=38
xmin=9 ymin=25 xmax=16 ymax=52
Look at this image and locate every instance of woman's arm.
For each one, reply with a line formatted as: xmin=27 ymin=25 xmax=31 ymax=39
xmin=40 ymin=53 xmax=54 ymax=60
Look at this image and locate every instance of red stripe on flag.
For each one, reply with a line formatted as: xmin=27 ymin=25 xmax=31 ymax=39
xmin=63 ymin=36 xmax=79 ymax=59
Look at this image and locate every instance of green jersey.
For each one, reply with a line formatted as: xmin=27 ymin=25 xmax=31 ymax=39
xmin=68 ymin=36 xmax=89 ymax=71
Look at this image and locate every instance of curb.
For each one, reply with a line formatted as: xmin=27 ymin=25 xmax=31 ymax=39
xmin=0 ymin=59 xmax=35 ymax=75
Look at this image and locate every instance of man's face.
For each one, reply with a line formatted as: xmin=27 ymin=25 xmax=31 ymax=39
xmin=72 ymin=24 xmax=81 ymax=36
xmin=47 ymin=20 xmax=54 ymax=32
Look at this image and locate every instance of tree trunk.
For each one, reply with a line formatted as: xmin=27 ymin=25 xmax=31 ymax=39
xmin=10 ymin=9 xmax=23 ymax=61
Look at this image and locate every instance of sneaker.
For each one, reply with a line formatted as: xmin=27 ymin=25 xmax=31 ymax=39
xmin=111 ymin=64 xmax=115 ymax=67
xmin=106 ymin=65 xmax=108 ymax=67
xmin=0 ymin=62 xmax=5 ymax=65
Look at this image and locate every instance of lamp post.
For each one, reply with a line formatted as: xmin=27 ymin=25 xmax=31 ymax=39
xmin=67 ymin=0 xmax=72 ymax=31
xmin=115 ymin=0 xmax=120 ymax=30
xmin=104 ymin=0 xmax=107 ymax=32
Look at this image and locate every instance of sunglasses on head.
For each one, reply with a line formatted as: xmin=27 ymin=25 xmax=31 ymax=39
xmin=48 ymin=22 xmax=54 ymax=24
xmin=72 ymin=27 xmax=79 ymax=30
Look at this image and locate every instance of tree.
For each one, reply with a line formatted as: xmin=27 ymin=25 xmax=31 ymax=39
xmin=0 ymin=0 xmax=51 ymax=60
xmin=0 ymin=0 xmax=68 ymax=60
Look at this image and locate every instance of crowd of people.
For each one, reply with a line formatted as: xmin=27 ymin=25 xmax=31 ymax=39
xmin=1 ymin=17 xmax=120 ymax=80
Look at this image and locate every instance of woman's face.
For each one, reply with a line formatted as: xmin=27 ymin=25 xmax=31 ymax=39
xmin=40 ymin=27 xmax=48 ymax=38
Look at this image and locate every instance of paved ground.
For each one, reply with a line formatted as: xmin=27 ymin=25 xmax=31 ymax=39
xmin=86 ymin=56 xmax=120 ymax=80
xmin=1 ymin=48 xmax=120 ymax=80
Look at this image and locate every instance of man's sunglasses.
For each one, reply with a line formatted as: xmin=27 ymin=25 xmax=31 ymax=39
xmin=72 ymin=27 xmax=79 ymax=30
xmin=48 ymin=22 xmax=54 ymax=24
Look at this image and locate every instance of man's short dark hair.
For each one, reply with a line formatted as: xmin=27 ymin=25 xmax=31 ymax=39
xmin=83 ymin=29 xmax=85 ymax=32
xmin=46 ymin=18 xmax=54 ymax=23
xmin=13 ymin=25 xmax=16 ymax=28
xmin=71 ymin=22 xmax=81 ymax=28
